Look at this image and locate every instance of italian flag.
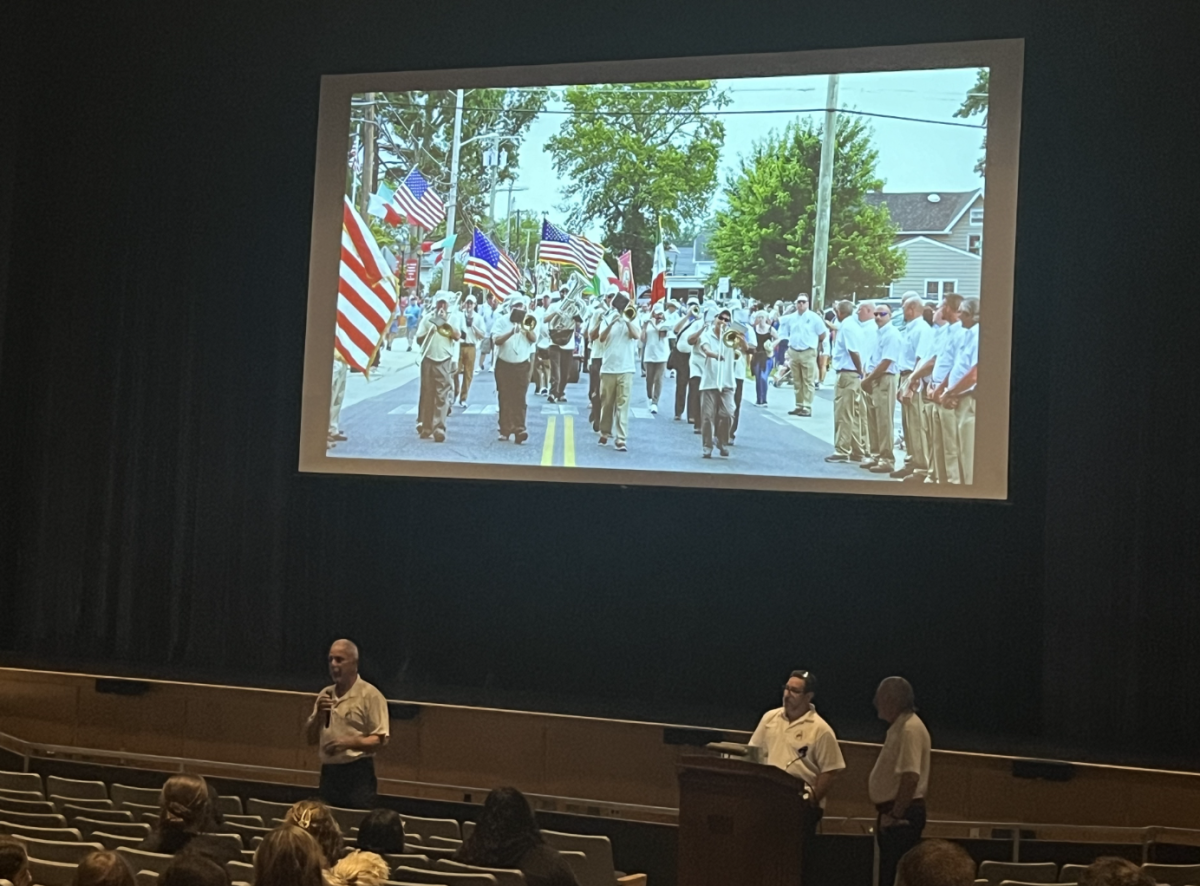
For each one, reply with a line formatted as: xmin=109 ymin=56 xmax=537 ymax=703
xmin=586 ymin=257 xmax=621 ymax=296
xmin=649 ymin=235 xmax=667 ymax=307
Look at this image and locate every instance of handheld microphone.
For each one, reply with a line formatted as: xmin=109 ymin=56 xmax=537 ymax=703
xmin=322 ymin=690 xmax=331 ymax=728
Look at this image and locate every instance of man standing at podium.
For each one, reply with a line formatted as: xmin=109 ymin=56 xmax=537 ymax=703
xmin=870 ymin=676 xmax=931 ymax=886
xmin=748 ymin=670 xmax=846 ymax=827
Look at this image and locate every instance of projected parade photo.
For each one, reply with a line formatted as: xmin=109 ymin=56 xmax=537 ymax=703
xmin=303 ymin=43 xmax=1020 ymax=497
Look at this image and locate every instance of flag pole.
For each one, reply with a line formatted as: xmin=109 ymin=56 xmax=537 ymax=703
xmin=443 ymin=88 xmax=465 ymax=283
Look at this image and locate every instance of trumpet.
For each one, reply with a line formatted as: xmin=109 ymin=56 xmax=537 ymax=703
xmin=623 ymin=304 xmax=638 ymax=321
xmin=688 ymin=304 xmax=702 ymax=317
xmin=521 ymin=313 xmax=538 ymax=332
xmin=723 ymin=328 xmax=745 ymax=349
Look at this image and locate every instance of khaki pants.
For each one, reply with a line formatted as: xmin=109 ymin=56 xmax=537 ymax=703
xmin=900 ymin=380 xmax=928 ymax=471
xmin=923 ymin=397 xmax=944 ymax=483
xmin=956 ymin=394 xmax=976 ymax=485
xmin=866 ymin=374 xmax=899 ymax=465
xmin=833 ymin=371 xmax=866 ymax=457
xmin=329 ymin=359 xmax=348 ymax=436
xmin=417 ymin=357 xmax=453 ymax=435
xmin=455 ymin=343 xmax=476 ymax=402
xmin=599 ymin=372 xmax=633 ymax=441
xmin=937 ymin=402 xmax=962 ymax=484
xmin=700 ymin=387 xmax=736 ymax=452
xmin=788 ymin=347 xmax=819 ymax=409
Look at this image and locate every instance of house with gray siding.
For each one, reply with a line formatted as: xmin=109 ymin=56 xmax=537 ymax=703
xmin=865 ymin=189 xmax=984 ymax=300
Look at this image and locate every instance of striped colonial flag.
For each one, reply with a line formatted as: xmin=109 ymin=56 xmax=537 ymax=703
xmin=536 ymin=219 xmax=603 ymax=276
xmin=463 ymin=227 xmax=522 ymax=300
xmin=386 ymin=168 xmax=445 ymax=231
xmin=336 ymin=197 xmax=396 ymax=374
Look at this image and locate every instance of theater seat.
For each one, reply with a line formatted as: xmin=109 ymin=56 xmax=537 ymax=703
xmin=0 ymin=773 xmax=44 ymax=797
xmin=61 ymin=806 xmax=131 ymax=825
xmin=45 ymin=778 xmax=108 ymax=802
xmin=10 ymin=834 xmax=104 ymax=864
xmin=91 ymin=832 xmax=144 ymax=851
xmin=542 ymin=830 xmax=622 ymax=886
xmin=435 ymin=858 xmax=526 ymax=886
xmin=392 ymin=866 xmax=497 ymax=885
xmin=0 ymin=812 xmax=67 ymax=830
xmin=1142 ymin=865 xmax=1200 ymax=886
xmin=979 ymin=862 xmax=1058 ymax=886
xmin=400 ymin=815 xmax=461 ymax=841
xmin=75 ymin=820 xmax=149 ymax=840
xmin=50 ymin=797 xmax=113 ymax=812
xmin=115 ymin=848 xmax=174 ymax=875
xmin=226 ymin=860 xmax=254 ymax=883
xmin=245 ymin=799 xmax=292 ymax=821
xmin=425 ymin=836 xmax=463 ymax=849
xmin=0 ymin=822 xmax=83 ymax=843
xmin=135 ymin=872 xmax=159 ymax=886
xmin=215 ymin=796 xmax=244 ymax=816
xmin=27 ymin=858 xmax=77 ymax=886
xmin=111 ymin=785 xmax=163 ymax=809
xmin=0 ymin=798 xmax=56 ymax=816
xmin=383 ymin=854 xmax=432 ymax=870
xmin=1060 ymin=865 xmax=1088 ymax=882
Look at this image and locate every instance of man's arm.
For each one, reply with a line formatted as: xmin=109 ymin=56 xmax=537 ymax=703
xmin=945 ymin=364 xmax=978 ymax=398
xmin=812 ymin=769 xmax=842 ymax=805
xmin=687 ymin=325 xmax=705 ymax=347
xmin=862 ymin=358 xmax=893 ymax=385
xmin=849 ymin=349 xmax=863 ymax=376
xmin=886 ymin=771 xmax=920 ymax=822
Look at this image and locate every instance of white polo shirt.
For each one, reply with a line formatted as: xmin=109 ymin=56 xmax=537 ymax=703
xmin=312 ymin=676 xmax=390 ymax=766
xmin=417 ymin=315 xmax=456 ymax=363
xmin=868 ymin=322 xmax=902 ymax=375
xmin=930 ymin=322 xmax=965 ymax=387
xmin=868 ymin=711 xmax=931 ymax=804
xmin=900 ymin=317 xmax=934 ymax=374
xmin=697 ymin=328 xmax=737 ymax=391
xmin=779 ymin=310 xmax=827 ymax=352
xmin=831 ymin=316 xmax=863 ymax=373
xmin=587 ymin=307 xmax=609 ymax=362
xmin=600 ymin=315 xmax=641 ymax=374
xmin=675 ymin=315 xmax=700 ymax=355
xmin=493 ymin=315 xmax=535 ymax=364
xmin=947 ymin=323 xmax=979 ymax=391
xmin=748 ymin=705 xmax=846 ymax=804
xmin=643 ymin=318 xmax=671 ymax=363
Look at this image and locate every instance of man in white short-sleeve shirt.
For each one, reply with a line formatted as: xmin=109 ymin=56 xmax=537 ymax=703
xmin=305 ymin=639 xmax=390 ymax=808
xmin=870 ymin=676 xmax=931 ymax=886
xmin=749 ymin=669 xmax=846 ymax=812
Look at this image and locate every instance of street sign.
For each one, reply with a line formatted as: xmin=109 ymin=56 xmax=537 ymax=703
xmin=717 ymin=276 xmax=730 ymax=294
xmin=404 ymin=257 xmax=418 ymax=288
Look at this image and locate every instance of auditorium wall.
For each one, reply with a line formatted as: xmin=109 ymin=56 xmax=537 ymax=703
xmin=0 ymin=0 xmax=1194 ymax=766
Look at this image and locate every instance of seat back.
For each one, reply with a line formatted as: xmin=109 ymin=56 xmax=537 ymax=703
xmin=122 ymin=802 xmax=159 ymax=816
xmin=116 ymin=848 xmax=174 ymax=874
xmin=12 ymin=834 xmax=104 ymax=864
xmin=92 ymin=831 xmax=145 ymax=851
xmin=979 ymin=862 xmax=1058 ymax=886
xmin=542 ymin=830 xmax=616 ymax=886
xmin=135 ymin=871 xmax=159 ymax=886
xmin=45 ymin=777 xmax=108 ymax=802
xmin=221 ymin=815 xmax=265 ymax=827
xmin=222 ymin=821 xmax=272 ymax=846
xmin=50 ymin=797 xmax=114 ymax=812
xmin=245 ymin=799 xmax=292 ymax=821
xmin=0 ymin=810 xmax=68 ymax=829
xmin=207 ymin=834 xmax=245 ymax=855
xmin=392 ymin=868 xmax=497 ymax=886
xmin=1141 ymin=864 xmax=1200 ymax=886
xmin=426 ymin=836 xmax=462 ymax=849
xmin=75 ymin=819 xmax=149 ymax=840
xmin=400 ymin=816 xmax=461 ymax=841
xmin=215 ymin=796 xmax=244 ymax=816
xmin=227 ymin=860 xmax=255 ymax=884
xmin=0 ymin=772 xmax=43 ymax=797
xmin=461 ymin=822 xmax=474 ymax=840
xmin=0 ymin=822 xmax=82 ymax=842
xmin=0 ymin=797 xmax=57 ymax=815
xmin=28 ymin=857 xmax=78 ymax=886
xmin=435 ymin=858 xmax=526 ymax=886
xmin=62 ymin=806 xmax=132 ymax=825
xmin=111 ymin=785 xmax=163 ymax=809
xmin=384 ymin=854 xmax=432 ymax=870
xmin=1060 ymin=866 xmax=1088 ymax=882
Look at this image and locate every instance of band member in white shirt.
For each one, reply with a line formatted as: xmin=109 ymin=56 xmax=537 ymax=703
xmin=895 ymin=294 xmax=935 ymax=481
xmin=598 ymin=292 xmax=641 ymax=451
xmin=870 ymin=677 xmax=932 ymax=886
xmin=860 ymin=302 xmax=903 ymax=473
xmin=533 ymin=293 xmax=554 ymax=395
xmin=546 ymin=289 xmax=578 ymax=403
xmin=415 ymin=293 xmax=460 ymax=442
xmin=825 ymin=300 xmax=868 ymax=463
xmin=454 ymin=295 xmax=486 ymax=408
xmin=916 ymin=293 xmax=965 ymax=483
xmin=587 ymin=288 xmax=616 ymax=431
xmin=933 ymin=296 xmax=979 ymax=484
xmin=492 ymin=295 xmax=536 ymax=444
xmin=776 ymin=293 xmax=827 ymax=417
xmin=692 ymin=307 xmax=738 ymax=458
xmin=477 ymin=293 xmax=497 ymax=372
xmin=641 ymin=304 xmax=670 ymax=414
xmin=673 ymin=298 xmax=702 ymax=423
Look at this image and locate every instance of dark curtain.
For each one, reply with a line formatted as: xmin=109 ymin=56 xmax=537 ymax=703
xmin=0 ymin=0 xmax=1194 ymax=760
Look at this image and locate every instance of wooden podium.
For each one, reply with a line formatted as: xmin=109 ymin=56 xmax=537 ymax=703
xmin=677 ymin=755 xmax=815 ymax=886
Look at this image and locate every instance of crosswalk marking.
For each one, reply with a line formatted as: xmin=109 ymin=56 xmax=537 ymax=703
xmin=540 ymin=404 xmax=579 ymax=415
xmin=388 ymin=403 xmax=497 ymax=416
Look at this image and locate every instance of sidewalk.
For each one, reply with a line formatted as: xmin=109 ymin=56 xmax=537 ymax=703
xmin=342 ymin=345 xmax=421 ymax=410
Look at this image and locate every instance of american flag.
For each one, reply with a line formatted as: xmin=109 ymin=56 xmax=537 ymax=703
xmin=386 ymin=168 xmax=445 ymax=231
xmin=336 ymin=196 xmax=396 ymax=374
xmin=464 ymin=227 xmax=522 ymax=300
xmin=536 ymin=219 xmax=604 ymax=276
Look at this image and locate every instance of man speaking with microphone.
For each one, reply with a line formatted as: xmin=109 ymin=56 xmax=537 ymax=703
xmin=305 ymin=639 xmax=390 ymax=808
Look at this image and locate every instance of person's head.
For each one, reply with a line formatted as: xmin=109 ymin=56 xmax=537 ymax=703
xmin=1077 ymin=857 xmax=1156 ymax=886
xmin=939 ymin=292 xmax=964 ymax=324
xmin=856 ymin=301 xmax=875 ymax=323
xmin=354 ymin=809 xmax=406 ymax=855
xmin=0 ymin=839 xmax=30 ymax=886
xmin=330 ymin=851 xmax=390 ymax=886
xmin=753 ymin=310 xmax=769 ymax=327
xmin=464 ymin=295 xmax=476 ymax=312
xmin=652 ymin=305 xmax=664 ymax=320
xmin=458 ymin=786 xmax=543 ymax=867
xmin=959 ymin=297 xmax=980 ymax=329
xmin=795 ymin=293 xmax=810 ymax=314
xmin=327 ymin=639 xmax=360 ymax=690
xmin=874 ymin=676 xmax=916 ymax=724
xmin=894 ymin=839 xmax=975 ymax=886
xmin=255 ymin=826 xmax=326 ymax=886
xmin=717 ymin=309 xmax=732 ymax=325
xmin=836 ymin=299 xmax=855 ymax=321
xmin=782 ymin=670 xmax=816 ymax=720
xmin=923 ymin=304 xmax=935 ymax=325
xmin=285 ymin=800 xmax=343 ymax=867
xmin=158 ymin=774 xmax=213 ymax=835
xmin=559 ymin=286 xmax=568 ymax=296
xmin=902 ymin=292 xmax=924 ymax=322
xmin=160 ymin=854 xmax=231 ymax=886
xmin=874 ymin=303 xmax=894 ymax=328
xmin=71 ymin=851 xmax=135 ymax=886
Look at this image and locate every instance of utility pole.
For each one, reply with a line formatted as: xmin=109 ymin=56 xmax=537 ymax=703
xmin=359 ymin=93 xmax=376 ymax=218
xmin=811 ymin=74 xmax=839 ymax=313
xmin=487 ymin=133 xmax=502 ymax=224
xmin=443 ymin=89 xmax=465 ymax=293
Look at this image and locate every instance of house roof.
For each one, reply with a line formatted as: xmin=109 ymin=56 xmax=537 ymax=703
xmin=865 ymin=189 xmax=982 ymax=234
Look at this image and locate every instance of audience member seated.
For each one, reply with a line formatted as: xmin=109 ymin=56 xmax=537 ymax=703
xmin=72 ymin=851 xmax=136 ymax=886
xmin=160 ymin=854 xmax=232 ymax=886
xmin=895 ymin=839 xmax=976 ymax=886
xmin=254 ymin=825 xmax=327 ymax=886
xmin=138 ymin=775 xmax=241 ymax=867
xmin=1078 ymin=858 xmax=1156 ymax=886
xmin=452 ymin=787 xmax=580 ymax=886
xmin=330 ymin=850 xmax=389 ymax=886
xmin=353 ymin=810 xmax=406 ymax=856
xmin=0 ymin=838 xmax=32 ymax=886
xmin=284 ymin=801 xmax=344 ymax=870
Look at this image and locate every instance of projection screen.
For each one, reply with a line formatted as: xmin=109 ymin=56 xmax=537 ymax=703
xmin=299 ymin=39 xmax=1022 ymax=499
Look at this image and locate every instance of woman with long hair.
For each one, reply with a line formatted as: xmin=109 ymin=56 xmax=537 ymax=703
xmin=284 ymin=800 xmax=344 ymax=869
xmin=452 ymin=787 xmax=579 ymax=886
xmin=138 ymin=774 xmax=241 ymax=866
xmin=254 ymin=826 xmax=326 ymax=886
xmin=353 ymin=809 xmax=406 ymax=856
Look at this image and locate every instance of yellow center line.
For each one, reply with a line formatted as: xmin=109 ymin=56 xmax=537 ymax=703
xmin=541 ymin=415 xmax=557 ymax=466
xmin=564 ymin=416 xmax=576 ymax=467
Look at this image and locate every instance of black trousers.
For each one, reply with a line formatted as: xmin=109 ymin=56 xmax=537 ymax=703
xmin=673 ymin=352 xmax=691 ymax=418
xmin=319 ymin=757 xmax=377 ymax=809
xmin=588 ymin=358 xmax=603 ymax=424
xmin=495 ymin=358 xmax=530 ymax=436
xmin=550 ymin=348 xmax=574 ymax=399
xmin=876 ymin=800 xmax=926 ymax=886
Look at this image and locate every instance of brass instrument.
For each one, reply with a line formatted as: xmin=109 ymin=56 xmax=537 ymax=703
xmin=521 ymin=312 xmax=538 ymax=332
xmin=688 ymin=303 xmax=702 ymax=317
xmin=623 ymin=304 xmax=638 ymax=321
xmin=723 ymin=320 xmax=749 ymax=351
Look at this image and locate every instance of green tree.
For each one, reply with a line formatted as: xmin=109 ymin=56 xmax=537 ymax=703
xmin=954 ymin=68 xmax=989 ymax=176
xmin=709 ymin=117 xmax=905 ymax=304
xmin=545 ymin=81 xmax=729 ymax=283
xmin=359 ymin=88 xmax=548 ymax=243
